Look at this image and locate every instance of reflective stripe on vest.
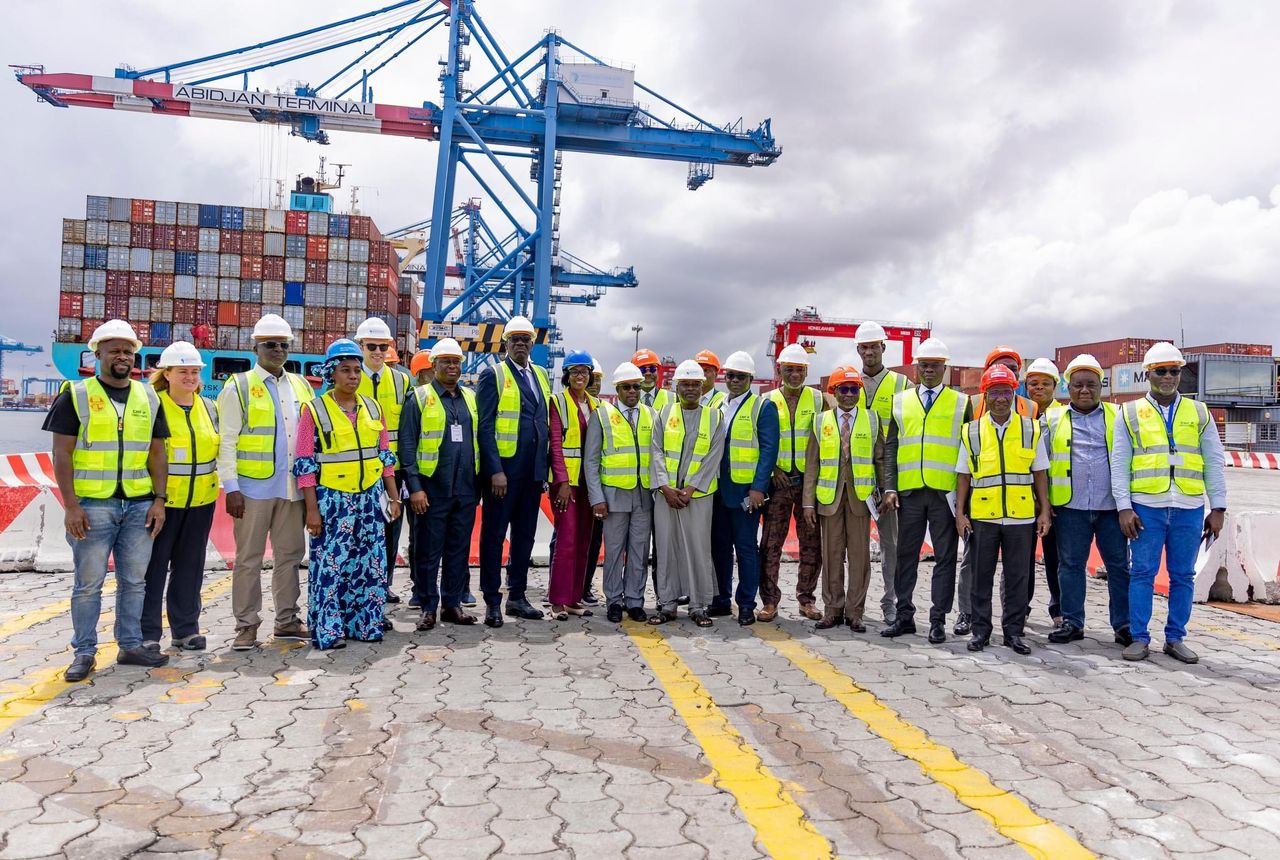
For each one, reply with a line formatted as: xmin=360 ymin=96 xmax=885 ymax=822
xmin=493 ymin=362 xmax=551 ymax=458
xmin=962 ymin=415 xmax=1039 ymax=520
xmin=232 ymin=370 xmax=314 ymax=479
xmin=644 ymin=387 xmax=672 ymax=412
xmin=161 ymin=391 xmax=221 ymax=508
xmin=703 ymin=390 xmax=726 ymax=409
xmin=1122 ymin=396 xmax=1210 ymax=496
xmin=358 ymin=367 xmax=409 ymax=466
xmin=727 ymin=393 xmax=764 ymax=484
xmin=769 ymin=387 xmax=822 ymax=473
xmin=414 ymin=384 xmax=479 ymax=477
xmin=893 ymin=387 xmax=966 ymax=492
xmin=70 ymin=378 xmax=159 ymax=499
xmin=306 ymin=393 xmax=385 ymax=492
xmin=1045 ymin=403 xmax=1116 ymax=507
xmin=552 ymin=391 xmax=598 ymax=485
xmin=598 ymin=401 xmax=654 ymax=490
xmin=661 ymin=404 xmax=718 ymax=498
xmin=813 ymin=408 xmax=877 ymax=505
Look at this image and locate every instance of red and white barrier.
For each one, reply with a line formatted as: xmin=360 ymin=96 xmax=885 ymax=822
xmin=1227 ymin=451 xmax=1280 ymax=470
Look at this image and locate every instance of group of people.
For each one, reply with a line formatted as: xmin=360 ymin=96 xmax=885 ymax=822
xmin=46 ymin=313 xmax=1226 ymax=682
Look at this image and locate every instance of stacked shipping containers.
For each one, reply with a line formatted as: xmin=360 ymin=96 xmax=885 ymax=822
xmin=58 ymin=196 xmax=411 ymax=355
xmin=1053 ymin=338 xmax=1173 ymax=371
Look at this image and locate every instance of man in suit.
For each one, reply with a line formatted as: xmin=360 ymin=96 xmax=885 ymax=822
xmin=709 ymin=351 xmax=779 ymax=626
xmin=475 ymin=316 xmax=550 ymax=627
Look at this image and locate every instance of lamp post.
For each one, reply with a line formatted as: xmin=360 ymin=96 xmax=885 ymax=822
xmin=632 ymin=323 xmax=643 ymax=352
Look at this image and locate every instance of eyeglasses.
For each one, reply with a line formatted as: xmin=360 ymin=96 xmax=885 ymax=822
xmin=567 ymin=367 xmax=591 ymax=377
xmin=639 ymin=365 xmax=658 ymax=374
xmin=1151 ymin=367 xmax=1182 ymax=377
xmin=725 ymin=372 xmax=750 ymax=381
xmin=507 ymin=334 xmax=532 ymax=344
xmin=364 ymin=343 xmax=390 ymax=352
xmin=835 ymin=385 xmax=861 ymax=395
xmin=616 ymin=383 xmax=642 ymax=392
xmin=985 ymin=389 xmax=1015 ymax=400
xmin=257 ymin=340 xmax=291 ymax=350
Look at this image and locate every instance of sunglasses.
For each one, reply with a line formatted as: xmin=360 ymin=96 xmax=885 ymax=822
xmin=639 ymin=365 xmax=658 ymax=374
xmin=364 ymin=342 xmax=390 ymax=352
xmin=616 ymin=383 xmax=642 ymax=392
xmin=835 ymin=385 xmax=861 ymax=395
xmin=725 ymin=372 xmax=750 ymax=381
xmin=507 ymin=334 xmax=532 ymax=344
xmin=257 ymin=340 xmax=291 ymax=350
xmin=1151 ymin=367 xmax=1182 ymax=377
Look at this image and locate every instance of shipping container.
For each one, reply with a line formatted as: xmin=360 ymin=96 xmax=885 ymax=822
xmin=217 ymin=302 xmax=241 ymax=326
xmin=286 ymin=210 xmax=308 ymax=235
xmin=62 ymin=218 xmax=87 ymax=243
xmin=59 ymin=293 xmax=84 ymax=317
xmin=57 ymin=317 xmax=80 ymax=341
xmin=239 ymin=304 xmax=262 ymax=326
xmin=108 ymin=221 xmax=132 ymax=246
xmin=346 ymin=287 xmax=367 ymax=309
xmin=151 ymin=250 xmax=175 ymax=274
xmin=282 ymin=306 xmax=304 ymax=332
xmin=241 ymin=256 xmax=265 ymax=280
xmin=303 ymin=307 xmax=326 ymax=331
xmin=220 ymin=229 xmax=242 ymax=254
xmin=175 ymin=251 xmax=198 ymax=276
xmin=306 ymin=236 xmax=329 ymax=259
xmin=328 ymin=214 xmax=350 ymax=237
xmin=326 ymin=285 xmax=347 ymax=306
xmin=1055 ymin=337 xmax=1171 ymax=370
xmin=198 ymin=204 xmax=220 ymax=228
xmin=173 ymin=300 xmax=196 ymax=324
xmin=85 ymin=219 xmax=109 ymax=245
xmin=194 ymin=300 xmax=218 ymax=324
xmin=307 ymin=212 xmax=329 ymax=236
xmin=305 ymin=283 xmax=327 ymax=307
xmin=262 ymin=280 xmax=285 ymax=305
xmin=349 ymin=264 xmax=367 ymax=286
xmin=346 ymin=309 xmax=365 ymax=332
xmin=285 ymin=258 xmax=307 ymax=282
xmin=130 ymin=223 xmax=154 ymax=248
xmin=128 ymin=297 xmax=152 ymax=319
xmin=61 ymin=243 xmax=84 ymax=268
xmin=173 ymin=323 xmax=194 ymax=343
xmin=107 ymin=246 xmax=130 ymax=270
xmin=263 ymin=257 xmax=284 ymax=280
xmin=305 ymin=259 xmax=328 ymax=283
xmin=177 ymin=202 xmax=199 ymax=227
xmin=152 ymin=224 xmax=177 ymax=251
xmin=304 ymin=330 xmax=326 ymax=355
xmin=261 ymin=303 xmax=284 ymax=319
xmin=325 ymin=308 xmax=346 ymax=331
xmin=129 ymin=273 xmax=152 ymax=295
xmin=218 ymin=278 xmax=240 ymax=301
xmin=371 ymin=240 xmax=393 ymax=267
xmin=329 ymin=237 xmax=349 ymax=261
xmin=219 ymin=254 xmax=242 ymax=278
xmin=242 ymin=231 xmax=264 ymax=256
xmin=285 ymin=281 xmax=306 ymax=306
xmin=264 ymin=233 xmax=286 ymax=257
xmin=285 ymin=234 xmax=307 ymax=258
xmin=367 ymin=286 xmax=394 ymax=314
xmin=174 ymin=275 xmax=197 ymax=299
xmin=133 ymin=322 xmax=151 ymax=343
xmin=107 ymin=197 xmax=131 ymax=221
xmin=349 ymin=215 xmax=372 ymax=240
xmin=195 ymin=276 xmax=219 ymax=300
xmin=197 ymin=253 xmax=219 ymax=277
xmin=198 ymin=227 xmax=220 ymax=253
xmin=86 ymin=195 xmax=110 ymax=220
xmin=83 ymin=270 xmax=107 ymax=294
xmin=130 ymin=198 xmax=155 ymax=224
xmin=219 ymin=206 xmax=244 ymax=230
xmin=1183 ymin=342 xmax=1273 ymax=357
xmin=82 ymin=318 xmax=105 ymax=341
xmin=84 ymin=246 xmax=108 ymax=269
xmin=153 ymin=274 xmax=175 ymax=298
xmin=105 ymin=271 xmax=130 ymax=295
xmin=265 ymin=208 xmax=286 ymax=233
xmin=150 ymin=322 xmax=172 ymax=345
xmin=154 ymin=201 xmax=178 ymax=226
xmin=327 ymin=260 xmax=349 ymax=285
xmin=60 ymin=268 xmax=84 ymax=292
xmin=240 ymin=280 xmax=263 ymax=303
xmin=83 ymin=295 xmax=105 ymax=318
xmin=175 ymin=226 xmax=199 ymax=251
xmin=349 ymin=238 xmax=369 ymax=262
xmin=243 ymin=207 xmax=266 ymax=232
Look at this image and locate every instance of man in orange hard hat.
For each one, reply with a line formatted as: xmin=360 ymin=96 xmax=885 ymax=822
xmin=633 ymin=348 xmax=672 ymax=412
xmin=695 ymin=350 xmax=726 ymax=409
xmin=409 ymin=349 xmax=434 ymax=387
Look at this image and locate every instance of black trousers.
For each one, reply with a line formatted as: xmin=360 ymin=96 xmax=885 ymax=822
xmin=141 ymin=502 xmax=215 ymax=641
xmin=894 ymin=488 xmax=959 ymax=625
xmin=969 ymin=520 xmax=1036 ymax=641
xmin=1027 ymin=523 xmax=1060 ymax=620
xmin=479 ymin=477 xmax=542 ymax=606
xmin=384 ymin=469 xmax=406 ymax=591
xmin=413 ymin=494 xmax=478 ymax=612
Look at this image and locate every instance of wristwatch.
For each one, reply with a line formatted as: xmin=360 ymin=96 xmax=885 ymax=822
xmin=154 ymin=494 xmax=168 ymax=501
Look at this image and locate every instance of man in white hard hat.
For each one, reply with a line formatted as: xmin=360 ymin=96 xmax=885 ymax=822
xmin=649 ymin=359 xmax=726 ymax=626
xmin=584 ymin=362 xmax=656 ymax=623
xmin=855 ymin=321 xmax=913 ymax=624
xmin=1111 ymin=342 xmax=1227 ymax=664
xmin=882 ymin=337 xmax=971 ymax=643
xmin=758 ymin=343 xmax=825 ymax=622
xmin=44 ymin=319 xmax=171 ymax=681
xmin=217 ymin=313 xmax=316 ymax=650
xmin=398 ymin=338 xmax=480 ymax=631
xmin=475 ymin=315 xmax=550 ymax=627
xmin=355 ymin=316 xmax=413 ymax=613
xmin=1044 ymin=354 xmax=1131 ymax=648
xmin=708 ymin=350 xmax=779 ymax=626
xmin=1024 ymin=358 xmax=1064 ymax=625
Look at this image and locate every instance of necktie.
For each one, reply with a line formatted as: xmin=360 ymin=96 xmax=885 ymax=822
xmin=627 ymin=408 xmax=637 ymax=433
xmin=371 ymin=373 xmax=380 ymax=395
xmin=923 ymin=388 xmax=935 ymax=412
xmin=522 ymin=367 xmax=538 ymax=401
xmin=840 ymin=411 xmax=853 ymax=457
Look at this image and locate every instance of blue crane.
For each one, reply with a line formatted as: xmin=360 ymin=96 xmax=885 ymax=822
xmin=0 ymin=337 xmax=44 ymax=393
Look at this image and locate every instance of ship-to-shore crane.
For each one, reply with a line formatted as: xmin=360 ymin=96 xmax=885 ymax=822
xmin=0 ymin=337 xmax=43 ymax=391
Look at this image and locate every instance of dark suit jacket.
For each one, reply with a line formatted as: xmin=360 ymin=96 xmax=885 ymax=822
xmin=476 ymin=357 xmax=549 ymax=482
xmin=717 ymin=394 xmax=780 ymax=508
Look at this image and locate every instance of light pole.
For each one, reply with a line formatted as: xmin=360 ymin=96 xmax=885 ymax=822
xmin=631 ymin=323 xmax=643 ymax=352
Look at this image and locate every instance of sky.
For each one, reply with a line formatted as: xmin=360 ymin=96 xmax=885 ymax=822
xmin=4 ymin=0 xmax=1280 ymax=384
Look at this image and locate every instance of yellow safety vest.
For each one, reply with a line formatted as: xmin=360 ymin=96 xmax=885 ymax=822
xmin=229 ymin=370 xmax=314 ymax=479
xmin=492 ymin=361 xmax=551 ymax=459
xmin=358 ymin=366 xmax=409 ymax=467
xmin=303 ymin=393 xmax=385 ymax=493
xmin=769 ymin=387 xmax=823 ymax=473
xmin=1045 ymin=403 xmax=1116 ymax=507
xmin=726 ymin=393 xmax=764 ymax=484
xmin=551 ymin=391 xmax=599 ymax=485
xmin=661 ymin=405 xmax=719 ymax=498
xmin=893 ymin=387 xmax=967 ymax=492
xmin=860 ymin=369 xmax=910 ymax=438
xmin=813 ymin=408 xmax=877 ymax=505
xmin=414 ymin=383 xmax=479 ymax=477
xmin=962 ymin=414 xmax=1040 ymax=520
xmin=69 ymin=378 xmax=159 ymax=500
xmin=1122 ymin=396 xmax=1210 ymax=497
xmin=597 ymin=401 xmax=654 ymax=490
xmin=643 ymin=387 xmax=672 ymax=412
xmin=160 ymin=391 xmax=220 ymax=508
xmin=703 ymin=389 xmax=726 ymax=409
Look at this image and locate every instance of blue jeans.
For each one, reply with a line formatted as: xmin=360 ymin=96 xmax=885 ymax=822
xmin=68 ymin=498 xmax=155 ymax=656
xmin=1128 ymin=502 xmax=1203 ymax=644
xmin=1053 ymin=506 xmax=1130 ymax=631
xmin=711 ymin=502 xmax=762 ymax=611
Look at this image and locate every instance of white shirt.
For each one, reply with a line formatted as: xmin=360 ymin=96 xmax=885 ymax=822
xmin=955 ymin=413 xmax=1049 ymax=525
xmin=721 ymin=391 xmax=750 ymax=438
xmin=918 ymin=382 xmax=946 ymax=408
xmin=216 ymin=363 xmax=303 ymax=501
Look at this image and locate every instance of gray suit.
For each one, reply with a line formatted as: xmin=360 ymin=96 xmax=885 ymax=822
xmin=584 ymin=405 xmax=655 ymax=609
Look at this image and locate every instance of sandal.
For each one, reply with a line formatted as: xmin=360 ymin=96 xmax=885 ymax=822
xmin=564 ymin=604 xmax=593 ymax=617
xmin=647 ymin=610 xmax=676 ymax=625
xmin=692 ymin=612 xmax=713 ymax=628
xmin=550 ymin=605 xmax=570 ymax=621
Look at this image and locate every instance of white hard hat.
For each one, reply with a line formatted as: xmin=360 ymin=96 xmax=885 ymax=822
xmin=723 ymin=350 xmax=756 ymax=375
xmin=673 ymin=359 xmax=705 ymax=381
xmin=1143 ymin=342 xmax=1185 ymax=368
xmin=431 ymin=337 xmax=464 ymax=359
xmin=612 ymin=361 xmax=643 ymax=386
xmin=503 ymin=316 xmax=535 ymax=339
xmin=252 ymin=313 xmax=293 ymax=340
xmin=855 ymin=321 xmax=888 ymax=344
xmin=915 ymin=337 xmax=950 ymax=361
xmin=777 ymin=343 xmax=810 ymax=367
xmin=88 ymin=319 xmax=142 ymax=351
xmin=157 ymin=341 xmax=205 ymax=368
xmin=355 ymin=317 xmax=393 ymax=342
xmin=1063 ymin=353 xmax=1104 ymax=380
xmin=592 ymin=358 xmax=603 ymax=376
xmin=1025 ymin=357 xmax=1060 ymax=382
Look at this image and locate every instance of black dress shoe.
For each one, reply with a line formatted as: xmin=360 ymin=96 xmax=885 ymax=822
xmin=408 ymin=595 xmax=422 ymax=608
xmin=117 ymin=646 xmax=169 ymax=668
xmin=880 ymin=620 xmax=917 ymax=638
xmin=607 ymin=604 xmax=624 ymax=623
xmin=847 ymin=618 xmax=866 ymax=633
xmin=953 ymin=613 xmax=972 ymax=636
xmin=441 ymin=607 xmax=477 ymax=625
xmin=416 ymin=612 xmax=437 ymax=631
xmin=928 ymin=623 xmax=946 ymax=644
xmin=505 ymin=598 xmax=545 ymax=620
xmin=64 ymin=654 xmax=96 ymax=682
xmin=677 ymin=595 xmax=690 ymax=605
xmin=1048 ymin=623 xmax=1084 ymax=644
xmin=966 ymin=637 xmax=988 ymax=652
xmin=484 ymin=606 xmax=504 ymax=628
xmin=627 ymin=607 xmax=647 ymax=622
xmin=581 ymin=589 xmax=600 ymax=606
xmin=738 ymin=608 xmax=756 ymax=626
xmin=815 ymin=614 xmax=845 ymax=630
xmin=385 ymin=592 xmax=402 ymax=604
xmin=1114 ymin=627 xmax=1134 ymax=647
xmin=707 ymin=604 xmax=731 ymax=618
xmin=1003 ymin=635 xmax=1032 ymax=655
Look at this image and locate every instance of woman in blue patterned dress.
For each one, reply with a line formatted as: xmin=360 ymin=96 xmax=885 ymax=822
xmin=294 ymin=339 xmax=402 ymax=650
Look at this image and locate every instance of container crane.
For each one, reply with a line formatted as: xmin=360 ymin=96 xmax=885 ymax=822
xmin=13 ymin=0 xmax=780 ymax=369
xmin=770 ymin=307 xmax=931 ymax=366
xmin=0 ymin=337 xmax=43 ymax=392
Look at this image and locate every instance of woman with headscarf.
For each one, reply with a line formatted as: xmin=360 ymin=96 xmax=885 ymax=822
xmin=293 ymin=339 xmax=402 ymax=649
xmin=547 ymin=350 xmax=599 ymax=620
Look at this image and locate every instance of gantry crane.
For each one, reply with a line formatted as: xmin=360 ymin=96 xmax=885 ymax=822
xmin=0 ymin=337 xmax=44 ymax=391
xmin=770 ymin=307 xmax=931 ymax=366
xmin=14 ymin=0 xmax=780 ymax=369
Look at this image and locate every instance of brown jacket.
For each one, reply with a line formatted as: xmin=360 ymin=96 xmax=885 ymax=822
xmin=802 ymin=407 xmax=894 ymax=516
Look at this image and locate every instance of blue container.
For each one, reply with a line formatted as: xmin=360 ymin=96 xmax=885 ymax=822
xmin=285 ymin=234 xmax=308 ymax=258
xmin=174 ymin=251 xmax=198 ymax=276
xmin=150 ymin=322 xmax=172 ymax=345
xmin=84 ymin=246 xmax=108 ymax=269
xmin=284 ymin=281 xmax=306 ymax=306
xmin=219 ymin=206 xmax=244 ymax=230
xmin=328 ymin=214 xmax=350 ymax=238
xmin=198 ymin=204 xmax=220 ymax=228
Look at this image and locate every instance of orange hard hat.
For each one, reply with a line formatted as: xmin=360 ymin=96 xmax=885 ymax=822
xmin=632 ymin=348 xmax=660 ymax=368
xmin=827 ymin=365 xmax=864 ymax=392
xmin=984 ymin=345 xmax=1022 ymax=370
xmin=409 ymin=350 xmax=433 ymax=374
xmin=980 ymin=364 xmax=1019 ymax=392
xmin=386 ymin=346 xmax=401 ymax=364
xmin=694 ymin=349 xmax=721 ymax=371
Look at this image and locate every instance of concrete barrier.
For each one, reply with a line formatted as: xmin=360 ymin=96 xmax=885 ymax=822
xmin=1227 ymin=451 xmax=1280 ymax=469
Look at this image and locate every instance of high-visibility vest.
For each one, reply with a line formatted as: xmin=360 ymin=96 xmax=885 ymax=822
xmin=813 ymin=408 xmax=877 ymax=505
xmin=961 ymin=414 xmax=1040 ymax=520
xmin=358 ymin=366 xmax=409 ymax=467
xmin=725 ymin=393 xmax=765 ymax=484
xmin=551 ymin=391 xmax=599 ymax=485
xmin=1045 ymin=403 xmax=1116 ymax=507
xmin=643 ymin=387 xmax=672 ymax=412
xmin=1122 ymin=396 xmax=1210 ymax=497
xmin=414 ymin=383 xmax=479 ymax=477
xmin=597 ymin=401 xmax=654 ymax=490
xmin=303 ymin=393 xmax=386 ymax=493
xmin=160 ymin=391 xmax=220 ymax=508
xmin=703 ymin=389 xmax=726 ymax=409
xmin=769 ymin=387 xmax=823 ymax=473
xmin=229 ymin=370 xmax=314 ymax=479
xmin=860 ymin=369 xmax=910 ymax=438
xmin=660 ymin=405 xmax=719 ymax=498
xmin=492 ymin=361 xmax=551 ymax=459
xmin=972 ymin=392 xmax=1037 ymax=420
xmin=69 ymin=378 xmax=159 ymax=499
xmin=893 ymin=387 xmax=967 ymax=492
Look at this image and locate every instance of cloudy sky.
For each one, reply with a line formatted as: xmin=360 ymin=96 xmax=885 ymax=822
xmin=4 ymin=0 xmax=1280 ymax=382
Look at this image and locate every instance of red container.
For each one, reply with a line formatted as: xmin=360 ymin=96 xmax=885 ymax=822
xmin=194 ymin=301 xmax=218 ymax=324
xmin=59 ymin=293 xmax=84 ymax=317
xmin=81 ymin=319 xmax=104 ymax=341
xmin=303 ymin=307 xmax=325 ymax=330
xmin=348 ymin=215 xmax=372 ymax=240
xmin=105 ymin=295 xmax=129 ymax=318
xmin=133 ymin=322 xmax=150 ymax=342
xmin=263 ymin=257 xmax=284 ymax=280
xmin=1184 ymin=342 xmax=1274 ymax=356
xmin=105 ymin=270 xmax=130 ymax=295
xmin=398 ymin=295 xmax=415 ymax=315
xmin=286 ymin=211 xmax=309 ymax=235
xmin=370 ymin=240 xmax=393 ymax=266
xmin=217 ymin=302 xmax=241 ymax=326
xmin=239 ymin=303 xmax=262 ymax=326
xmin=129 ymin=272 xmax=152 ymax=294
xmin=306 ymin=236 xmax=329 ymax=260
xmin=367 ymin=286 xmax=394 ymax=314
xmin=325 ymin=308 xmax=345 ymax=331
xmin=240 ymin=256 xmax=265 ymax=280
xmin=305 ymin=259 xmax=328 ymax=283
xmin=304 ymin=330 xmax=326 ymax=355
xmin=152 ymin=224 xmax=177 ymax=251
xmin=173 ymin=299 xmax=195 ymax=324
xmin=1054 ymin=338 xmax=1172 ymax=370
xmin=130 ymin=199 xmax=155 ymax=224
xmin=130 ymin=223 xmax=155 ymax=249
xmin=242 ymin=231 xmax=264 ymax=256
xmin=220 ymin=229 xmax=242 ymax=254
xmin=153 ymin=273 xmax=175 ymax=298
xmin=175 ymin=226 xmax=199 ymax=251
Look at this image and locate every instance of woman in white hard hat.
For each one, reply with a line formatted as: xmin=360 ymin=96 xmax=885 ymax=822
xmin=142 ymin=341 xmax=220 ymax=651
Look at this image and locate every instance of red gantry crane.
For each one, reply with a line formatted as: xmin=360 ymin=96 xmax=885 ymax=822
xmin=770 ymin=307 xmax=931 ymax=366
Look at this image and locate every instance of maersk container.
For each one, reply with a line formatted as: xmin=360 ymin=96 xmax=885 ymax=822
xmin=328 ymin=214 xmax=350 ymax=238
xmin=174 ymin=274 xmax=197 ymax=299
xmin=84 ymin=270 xmax=107 ymax=294
xmin=243 ymin=207 xmax=266 ymax=232
xmin=219 ymin=206 xmax=244 ymax=230
xmin=61 ymin=243 xmax=84 ymax=268
xmin=107 ymin=246 xmax=131 ymax=270
xmin=60 ymin=268 xmax=84 ymax=292
xmin=86 ymin=195 xmax=110 ymax=220
xmin=152 ymin=250 xmax=176 ymax=274
xmin=264 ymin=233 xmax=286 ymax=257
xmin=218 ymin=278 xmax=240 ymax=301
xmin=262 ymin=281 xmax=285 ymax=305
xmin=198 ymin=228 xmax=220 ymax=253
xmin=108 ymin=221 xmax=131 ymax=246
xmin=284 ymin=281 xmax=305 ymax=306
xmin=308 ymin=212 xmax=329 ymax=236
xmin=85 ymin=220 xmax=109 ymax=245
xmin=265 ymin=208 xmax=286 ymax=233
xmin=196 ymin=253 xmax=219 ymax=277
xmin=177 ymin=203 xmax=199 ymax=227
xmin=195 ymin=276 xmax=219 ymax=300
xmin=154 ymin=201 xmax=178 ymax=226
xmin=107 ymin=196 xmax=132 ymax=220
xmin=219 ymin=253 xmax=241 ymax=278
xmin=348 ymin=238 xmax=369 ymax=262
xmin=84 ymin=246 xmax=108 ymax=269
xmin=198 ymin=204 xmax=220 ymax=228
xmin=285 ymin=234 xmax=307 ymax=258
xmin=174 ymin=251 xmax=198 ymax=276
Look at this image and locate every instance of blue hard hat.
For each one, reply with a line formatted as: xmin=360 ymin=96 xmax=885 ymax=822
xmin=563 ymin=349 xmax=593 ymax=369
xmin=325 ymin=338 xmax=362 ymax=362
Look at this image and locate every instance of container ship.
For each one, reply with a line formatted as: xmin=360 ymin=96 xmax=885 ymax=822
xmin=54 ymin=177 xmax=419 ymax=398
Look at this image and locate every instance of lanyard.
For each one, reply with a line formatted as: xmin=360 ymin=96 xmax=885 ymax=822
xmin=1154 ymin=394 xmax=1178 ymax=453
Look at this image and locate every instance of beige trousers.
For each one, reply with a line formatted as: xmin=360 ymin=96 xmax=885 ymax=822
xmin=820 ymin=496 xmax=872 ymax=620
xmin=231 ymin=496 xmax=306 ymax=631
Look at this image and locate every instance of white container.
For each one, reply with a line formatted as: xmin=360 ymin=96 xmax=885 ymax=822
xmin=219 ymin=254 xmax=242 ymax=277
xmin=263 ymin=233 xmax=286 ymax=257
xmin=284 ymin=258 xmax=307 ymax=281
xmin=327 ymin=261 xmax=349 ymax=285
xmin=175 ymin=274 xmax=197 ymax=299
xmin=128 ymin=297 xmax=151 ymax=319
xmin=196 ymin=276 xmax=219 ymax=300
xmin=61 ymin=243 xmax=84 ymax=268
xmin=197 ymin=253 xmax=219 ymax=277
xmin=177 ymin=203 xmax=200 ymax=227
xmin=260 ymin=303 xmax=284 ymax=318
xmin=262 ymin=280 xmax=285 ymax=304
xmin=219 ymin=278 xmax=240 ymax=301
xmin=329 ymin=237 xmax=349 ymax=261
xmin=283 ymin=306 xmax=304 ymax=331
xmin=323 ymin=285 xmax=345 ymax=306
xmin=129 ymin=248 xmax=153 ymax=272
xmin=108 ymin=221 xmax=132 ymax=246
xmin=243 ymin=208 xmax=266 ymax=232
xmin=345 ymin=309 xmax=364 ymax=331
xmin=305 ymin=284 xmax=327 ymax=306
xmin=83 ymin=294 xmax=106 ymax=317
xmin=60 ymin=268 xmax=84 ymax=291
xmin=265 ymin=209 xmax=286 ymax=233
xmin=107 ymin=197 xmax=132 ymax=221
xmin=348 ymin=239 xmax=369 ymax=262
xmin=83 ymin=270 xmax=107 ymax=294
xmin=198 ymin=228 xmax=220 ymax=253
xmin=154 ymin=201 xmax=178 ymax=225
xmin=307 ymin=212 xmax=329 ymax=236
xmin=152 ymin=250 xmax=176 ymax=274
xmin=85 ymin=220 xmax=110 ymax=245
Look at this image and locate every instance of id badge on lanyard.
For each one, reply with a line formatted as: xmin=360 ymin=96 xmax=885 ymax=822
xmin=1163 ymin=398 xmax=1183 ymax=466
xmin=450 ymin=423 xmax=463 ymax=443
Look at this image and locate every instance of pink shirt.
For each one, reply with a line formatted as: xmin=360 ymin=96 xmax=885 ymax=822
xmin=550 ymin=395 xmax=592 ymax=486
xmin=295 ymin=401 xmax=394 ymax=489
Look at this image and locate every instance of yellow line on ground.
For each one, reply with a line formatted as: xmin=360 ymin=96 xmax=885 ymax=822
xmin=0 ymin=581 xmax=117 ymax=646
xmin=751 ymin=624 xmax=1096 ymax=860
xmin=623 ymin=620 xmax=834 ymax=860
